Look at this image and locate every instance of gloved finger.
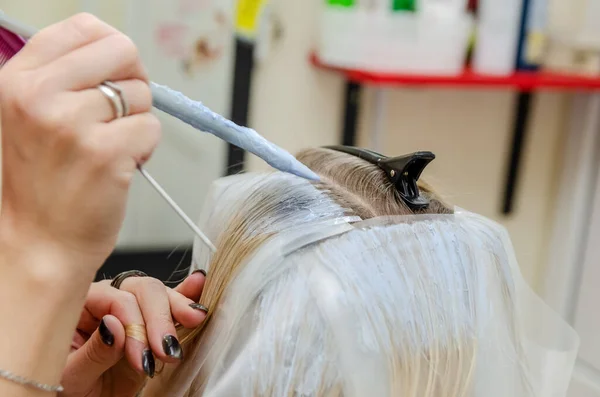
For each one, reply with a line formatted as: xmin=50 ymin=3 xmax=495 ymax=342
xmin=61 ymin=315 xmax=126 ymax=395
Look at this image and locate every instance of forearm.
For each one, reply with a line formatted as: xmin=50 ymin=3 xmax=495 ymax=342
xmin=0 ymin=238 xmax=98 ymax=396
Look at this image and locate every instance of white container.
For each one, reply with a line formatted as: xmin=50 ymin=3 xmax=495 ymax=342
xmin=317 ymin=5 xmax=474 ymax=75
xmin=473 ymin=0 xmax=524 ymax=75
xmin=419 ymin=0 xmax=468 ymax=15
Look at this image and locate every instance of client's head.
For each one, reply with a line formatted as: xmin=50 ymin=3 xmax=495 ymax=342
xmin=144 ymin=147 xmax=576 ymax=397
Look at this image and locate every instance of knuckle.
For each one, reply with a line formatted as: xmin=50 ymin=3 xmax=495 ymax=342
xmin=111 ymin=33 xmax=140 ymax=65
xmin=115 ymin=291 xmax=139 ymax=310
xmin=156 ymin=310 xmax=175 ymax=327
xmin=69 ymin=13 xmax=107 ymax=37
xmin=71 ymin=12 xmax=99 ymax=26
xmin=133 ymin=278 xmax=174 ymax=325
xmin=97 ymin=279 xmax=112 ymax=287
xmin=137 ymin=81 xmax=153 ymax=111
xmin=142 ymin=277 xmax=166 ymax=293
xmin=143 ymin=114 xmax=162 ymax=135
xmin=135 ymin=114 xmax=162 ymax=150
xmin=84 ymin=341 xmax=109 ymax=366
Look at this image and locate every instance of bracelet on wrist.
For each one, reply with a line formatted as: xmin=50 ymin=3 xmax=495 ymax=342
xmin=0 ymin=367 xmax=64 ymax=393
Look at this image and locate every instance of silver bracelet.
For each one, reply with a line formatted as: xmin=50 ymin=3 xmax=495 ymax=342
xmin=0 ymin=368 xmax=64 ymax=393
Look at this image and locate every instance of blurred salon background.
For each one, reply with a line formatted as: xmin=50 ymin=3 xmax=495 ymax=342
xmin=3 ymin=1 xmax=600 ymax=394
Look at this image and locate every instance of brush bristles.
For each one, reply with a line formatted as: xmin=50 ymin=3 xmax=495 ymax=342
xmin=0 ymin=27 xmax=25 ymax=67
xmin=0 ymin=40 xmax=15 ymax=67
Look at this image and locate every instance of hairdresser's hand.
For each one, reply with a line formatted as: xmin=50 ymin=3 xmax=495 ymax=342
xmin=0 ymin=13 xmax=161 ymax=279
xmin=60 ymin=271 xmax=207 ymax=397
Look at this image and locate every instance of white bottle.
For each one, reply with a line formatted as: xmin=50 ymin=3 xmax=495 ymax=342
xmin=473 ymin=0 xmax=524 ymax=75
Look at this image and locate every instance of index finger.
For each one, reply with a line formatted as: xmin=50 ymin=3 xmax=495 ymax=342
xmin=174 ymin=270 xmax=206 ymax=303
xmin=14 ymin=13 xmax=117 ymax=70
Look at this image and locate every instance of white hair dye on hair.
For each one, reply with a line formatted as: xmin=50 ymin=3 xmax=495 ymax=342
xmin=191 ymin=172 xmax=358 ymax=269
xmin=168 ymin=173 xmax=579 ymax=397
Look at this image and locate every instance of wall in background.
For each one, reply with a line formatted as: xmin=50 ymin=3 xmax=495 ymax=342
xmin=245 ymin=0 xmax=568 ymax=289
xmin=1 ymin=0 xmax=236 ymax=249
xmin=0 ymin=0 xmax=569 ymax=290
xmin=109 ymin=0 xmax=236 ymax=249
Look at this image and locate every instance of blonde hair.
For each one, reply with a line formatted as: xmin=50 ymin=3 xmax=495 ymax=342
xmin=142 ymin=148 xmax=454 ymax=395
xmin=185 ymin=148 xmax=452 ymax=330
xmin=143 ymin=148 xmax=545 ymax=397
xmin=295 ymin=148 xmax=452 ymax=219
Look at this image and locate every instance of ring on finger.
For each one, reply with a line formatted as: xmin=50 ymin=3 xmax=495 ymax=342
xmin=110 ymin=270 xmax=148 ymax=290
xmin=102 ymin=80 xmax=130 ymax=117
xmin=97 ymin=81 xmax=129 ymax=120
xmin=125 ymin=324 xmax=148 ymax=345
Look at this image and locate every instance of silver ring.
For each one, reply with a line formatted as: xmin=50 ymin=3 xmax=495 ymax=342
xmin=98 ymin=83 xmax=125 ymax=120
xmin=110 ymin=270 xmax=148 ymax=289
xmin=102 ymin=81 xmax=129 ymax=117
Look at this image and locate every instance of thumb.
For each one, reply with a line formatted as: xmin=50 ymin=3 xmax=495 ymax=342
xmin=61 ymin=315 xmax=126 ymax=395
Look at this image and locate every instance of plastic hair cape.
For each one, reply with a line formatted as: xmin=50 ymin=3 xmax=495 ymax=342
xmin=179 ymin=173 xmax=579 ymax=397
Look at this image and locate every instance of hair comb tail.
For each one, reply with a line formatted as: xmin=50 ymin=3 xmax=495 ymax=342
xmin=323 ymin=146 xmax=435 ymax=210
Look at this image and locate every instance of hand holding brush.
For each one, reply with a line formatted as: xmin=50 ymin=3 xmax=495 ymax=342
xmin=0 ymin=12 xmax=221 ymax=251
xmin=0 ymin=10 xmax=319 ymax=251
xmin=0 ymin=14 xmax=164 ymax=269
xmin=0 ymin=14 xmax=165 ymax=396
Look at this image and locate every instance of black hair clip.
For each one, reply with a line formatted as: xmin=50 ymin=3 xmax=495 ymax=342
xmin=323 ymin=146 xmax=435 ymax=210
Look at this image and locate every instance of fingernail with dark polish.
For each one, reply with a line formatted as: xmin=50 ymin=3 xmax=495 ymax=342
xmin=162 ymin=335 xmax=183 ymax=360
xmin=193 ymin=269 xmax=207 ymax=276
xmin=99 ymin=319 xmax=114 ymax=346
xmin=142 ymin=349 xmax=155 ymax=378
xmin=189 ymin=303 xmax=209 ymax=313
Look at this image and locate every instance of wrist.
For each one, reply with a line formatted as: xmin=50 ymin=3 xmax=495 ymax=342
xmin=0 ymin=229 xmax=98 ymax=394
xmin=0 ymin=218 xmax=102 ymax=287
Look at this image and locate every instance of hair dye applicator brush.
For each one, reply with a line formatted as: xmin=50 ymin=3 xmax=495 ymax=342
xmin=0 ymin=11 xmax=321 ymax=251
xmin=0 ymin=12 xmax=220 ymax=252
xmin=0 ymin=11 xmax=319 ymax=182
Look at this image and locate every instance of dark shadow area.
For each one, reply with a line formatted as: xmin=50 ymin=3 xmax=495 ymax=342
xmin=95 ymin=247 xmax=193 ymax=287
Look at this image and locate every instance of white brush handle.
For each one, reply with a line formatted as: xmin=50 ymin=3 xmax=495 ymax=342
xmin=0 ymin=10 xmax=320 ymax=182
xmin=138 ymin=167 xmax=216 ymax=252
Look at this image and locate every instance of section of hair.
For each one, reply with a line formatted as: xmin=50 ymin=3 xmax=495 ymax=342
xmin=144 ymin=148 xmax=457 ymax=396
xmin=148 ymin=214 xmax=536 ymax=396
xmin=296 ymin=148 xmax=452 ymax=219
